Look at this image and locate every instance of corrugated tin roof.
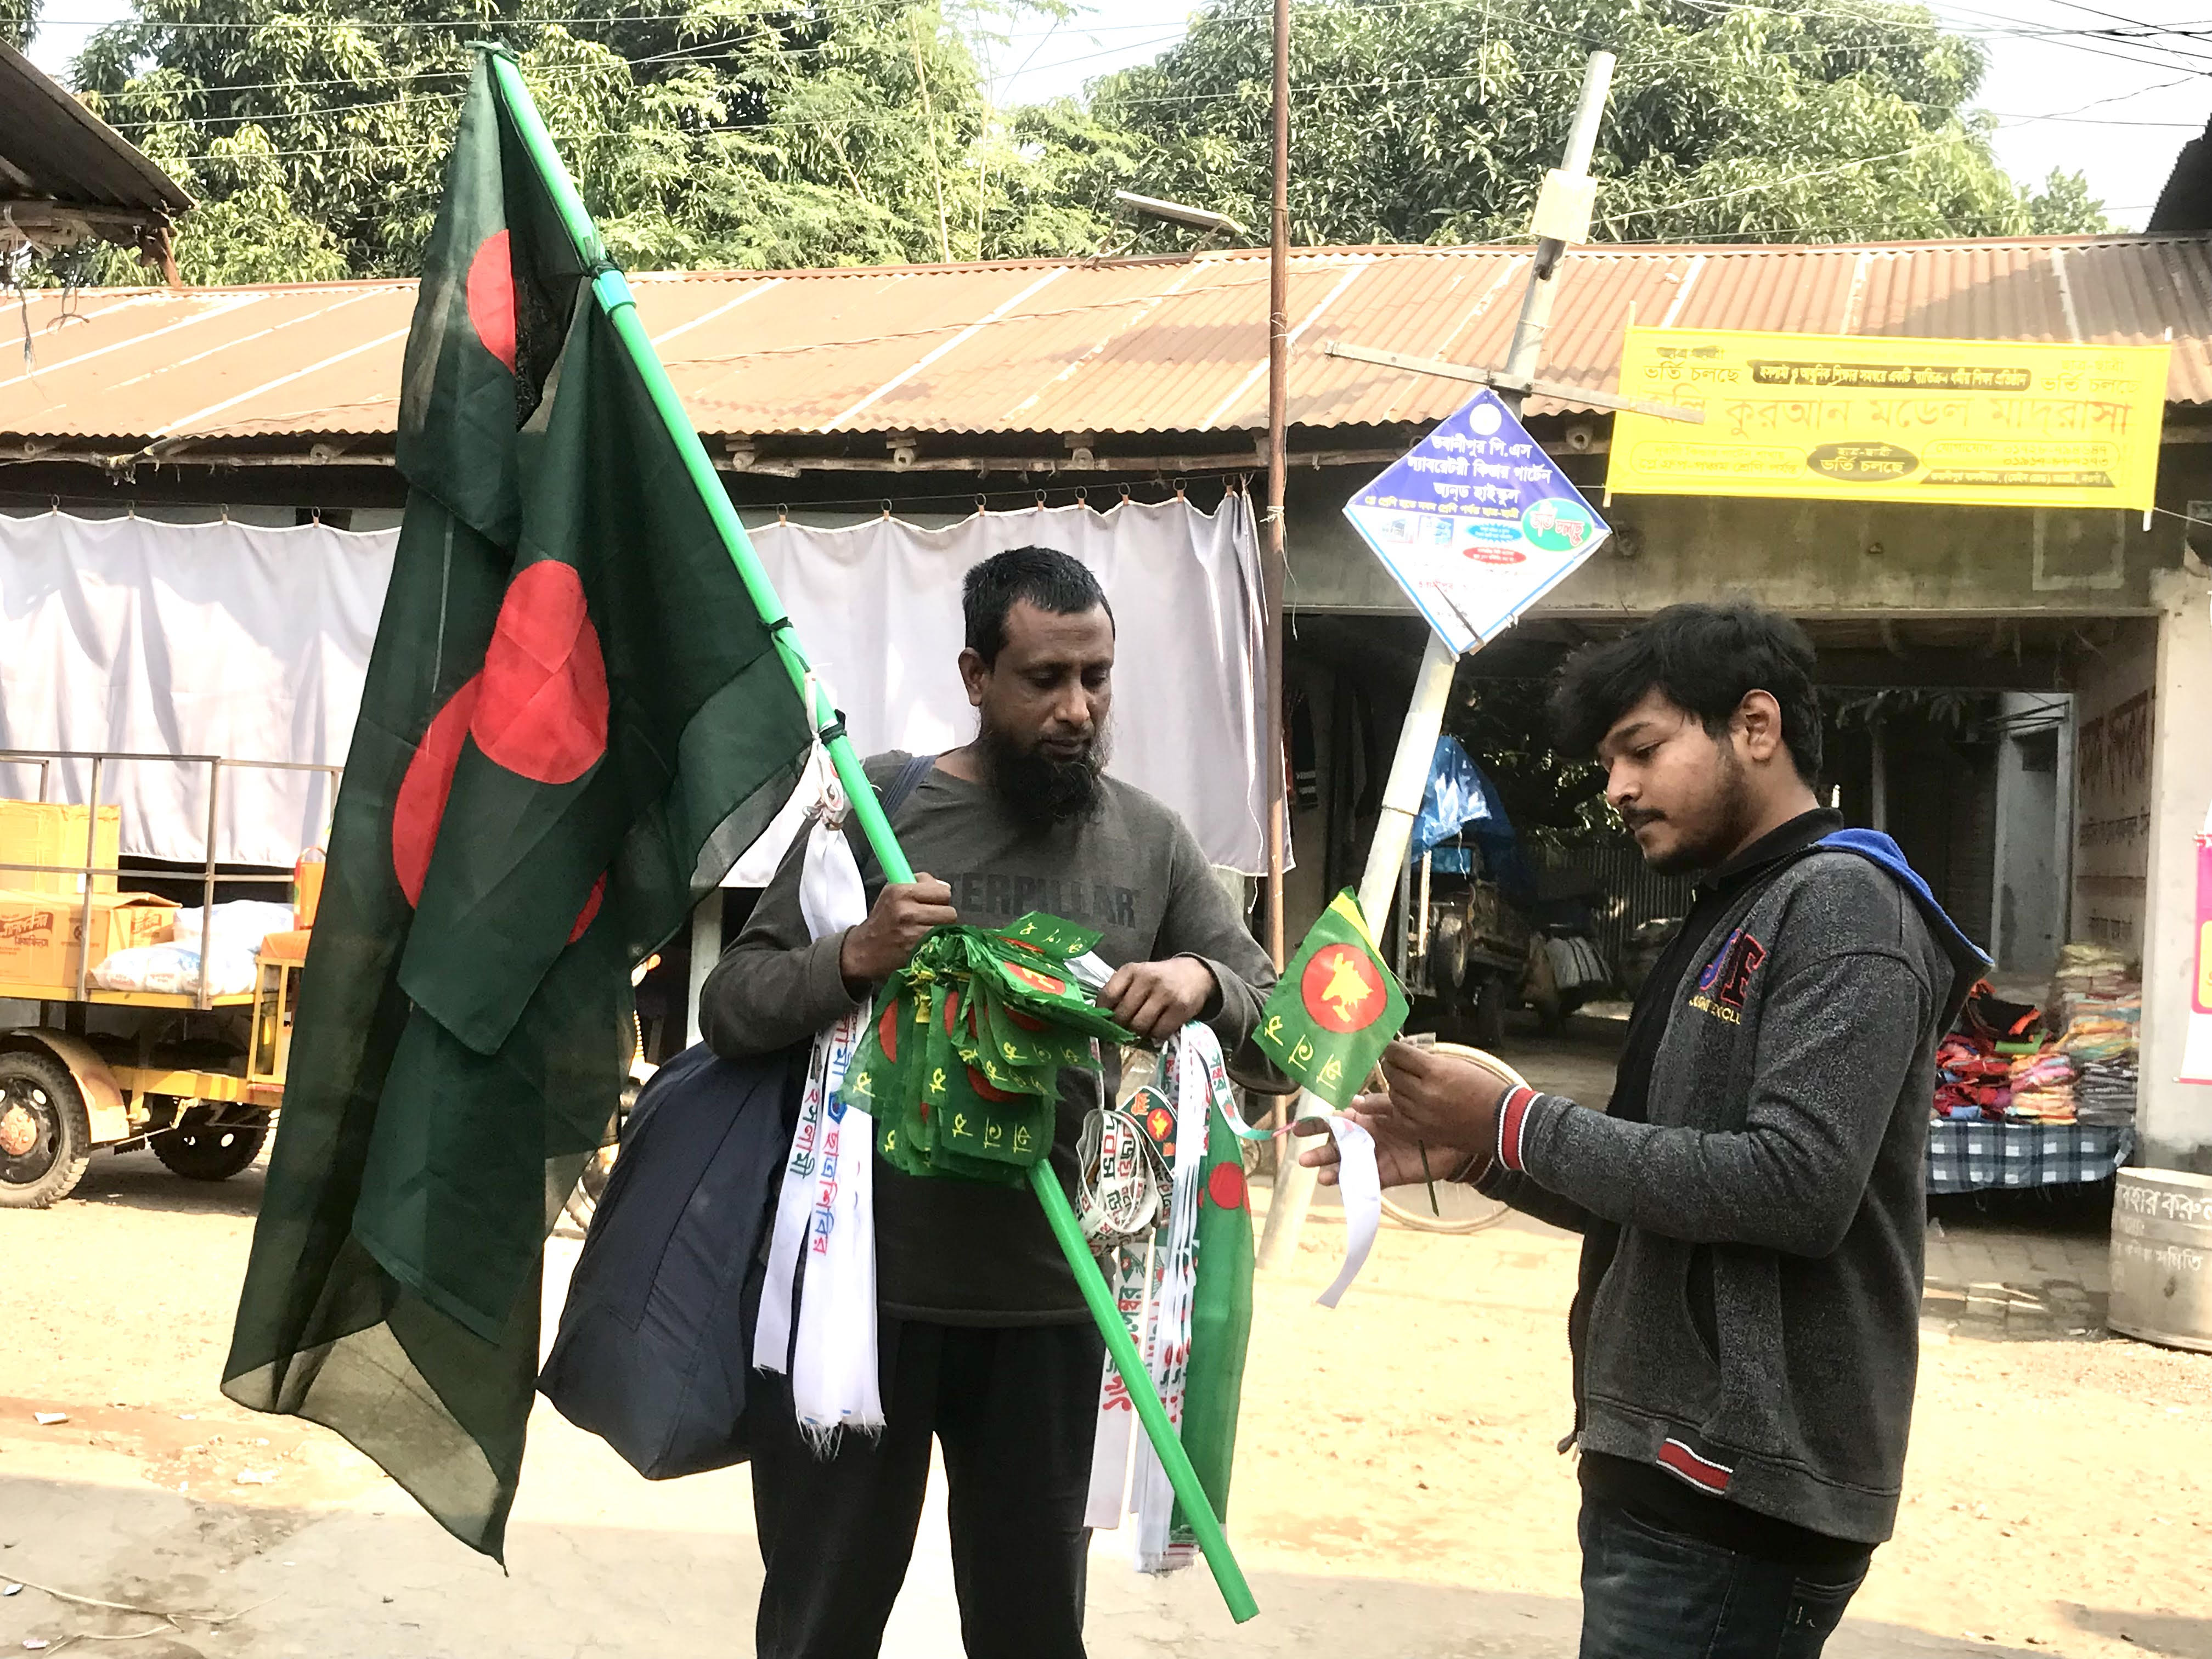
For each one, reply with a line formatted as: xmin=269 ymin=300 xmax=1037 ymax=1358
xmin=7 ymin=234 xmax=2212 ymax=453
xmin=0 ymin=41 xmax=194 ymax=229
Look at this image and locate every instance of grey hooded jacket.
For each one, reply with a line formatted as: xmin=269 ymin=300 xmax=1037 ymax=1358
xmin=1479 ymin=819 xmax=1982 ymax=1543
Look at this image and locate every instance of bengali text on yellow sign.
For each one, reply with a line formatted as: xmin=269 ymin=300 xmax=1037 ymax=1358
xmin=1608 ymin=328 xmax=2169 ymax=511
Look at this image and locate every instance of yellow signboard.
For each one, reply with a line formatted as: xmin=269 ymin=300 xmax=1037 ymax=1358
xmin=1609 ymin=327 xmax=2169 ymax=511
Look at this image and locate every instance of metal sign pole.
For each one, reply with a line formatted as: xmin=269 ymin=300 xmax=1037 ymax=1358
xmin=1261 ymin=0 xmax=1293 ymax=974
xmin=1256 ymin=50 xmax=1617 ymax=1274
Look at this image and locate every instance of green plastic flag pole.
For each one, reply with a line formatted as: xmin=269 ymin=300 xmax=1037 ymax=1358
xmin=483 ymin=48 xmax=1257 ymax=1626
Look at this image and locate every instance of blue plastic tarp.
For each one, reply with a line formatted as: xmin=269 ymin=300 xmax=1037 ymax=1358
xmin=1413 ymin=737 xmax=1504 ymax=856
xmin=1412 ymin=738 xmax=1533 ymax=904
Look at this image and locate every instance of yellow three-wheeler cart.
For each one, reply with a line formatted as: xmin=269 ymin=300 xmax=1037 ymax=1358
xmin=0 ymin=748 xmax=331 ymax=1208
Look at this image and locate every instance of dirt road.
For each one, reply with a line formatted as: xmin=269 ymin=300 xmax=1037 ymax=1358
xmin=5 ymin=1114 xmax=2208 ymax=1659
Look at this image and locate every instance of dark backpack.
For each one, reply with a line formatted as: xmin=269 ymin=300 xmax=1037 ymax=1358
xmin=535 ymin=753 xmax=933 ymax=1479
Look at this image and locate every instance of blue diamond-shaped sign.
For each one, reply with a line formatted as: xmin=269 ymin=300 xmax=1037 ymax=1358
xmin=1342 ymin=388 xmax=1610 ymax=656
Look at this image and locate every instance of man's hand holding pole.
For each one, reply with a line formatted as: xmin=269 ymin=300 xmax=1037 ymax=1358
xmin=839 ymin=876 xmax=958 ymax=989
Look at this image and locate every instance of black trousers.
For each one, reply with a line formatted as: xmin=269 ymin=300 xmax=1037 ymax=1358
xmin=1578 ymin=1497 xmax=1870 ymax=1659
xmin=751 ymin=1314 xmax=1107 ymax=1659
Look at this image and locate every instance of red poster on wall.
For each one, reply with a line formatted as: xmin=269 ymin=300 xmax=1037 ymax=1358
xmin=2197 ymin=836 xmax=2212 ymax=1018
xmin=2186 ymin=832 xmax=2212 ymax=1085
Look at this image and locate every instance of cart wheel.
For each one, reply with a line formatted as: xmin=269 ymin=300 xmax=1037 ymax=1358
xmin=1470 ymin=970 xmax=1508 ymax=1049
xmin=0 ymin=1051 xmax=92 ymax=1209
xmin=151 ymin=1122 xmax=267 ymax=1182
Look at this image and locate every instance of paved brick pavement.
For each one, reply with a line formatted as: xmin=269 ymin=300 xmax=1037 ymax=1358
xmin=1921 ymin=1203 xmax=2114 ymax=1342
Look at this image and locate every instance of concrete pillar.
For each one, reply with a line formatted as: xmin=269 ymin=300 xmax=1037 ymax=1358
xmin=2138 ymin=568 xmax=2212 ymax=1173
xmin=1869 ymin=719 xmax=1889 ymax=834
xmin=1990 ymin=693 xmax=2068 ymax=978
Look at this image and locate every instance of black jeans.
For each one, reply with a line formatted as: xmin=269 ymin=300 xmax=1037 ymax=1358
xmin=750 ymin=1314 xmax=1106 ymax=1659
xmin=1578 ymin=1496 xmax=1870 ymax=1659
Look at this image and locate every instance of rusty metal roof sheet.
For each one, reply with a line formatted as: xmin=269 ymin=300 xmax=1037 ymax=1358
xmin=7 ymin=234 xmax=2212 ymax=452
xmin=0 ymin=41 xmax=194 ymax=230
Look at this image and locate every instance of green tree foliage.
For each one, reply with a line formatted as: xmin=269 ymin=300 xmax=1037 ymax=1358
xmin=71 ymin=0 xmax=1113 ymax=283
xmin=1448 ymin=677 xmax=1611 ymax=849
xmin=59 ymin=0 xmax=2109 ymax=285
xmin=1064 ymin=0 xmax=2108 ymax=249
xmin=2 ymin=0 xmax=40 ymax=52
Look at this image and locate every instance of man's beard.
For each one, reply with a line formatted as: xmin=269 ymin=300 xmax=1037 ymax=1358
xmin=979 ymin=719 xmax=1109 ymax=830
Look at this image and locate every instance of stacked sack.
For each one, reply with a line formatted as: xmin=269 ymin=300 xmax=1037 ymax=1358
xmin=90 ymin=898 xmax=297 ymax=998
xmin=2047 ymin=944 xmax=2140 ymax=1128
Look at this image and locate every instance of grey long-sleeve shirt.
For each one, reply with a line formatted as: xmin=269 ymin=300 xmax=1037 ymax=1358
xmin=701 ymin=751 xmax=1276 ymax=1323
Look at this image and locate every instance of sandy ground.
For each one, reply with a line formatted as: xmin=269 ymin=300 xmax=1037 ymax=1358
xmin=3 ymin=1014 xmax=2209 ymax=1659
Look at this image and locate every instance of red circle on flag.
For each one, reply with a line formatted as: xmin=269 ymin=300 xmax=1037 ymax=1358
xmin=1007 ymin=1007 xmax=1046 ymax=1032
xmin=942 ymin=985 xmax=962 ymax=1036
xmin=1207 ymin=1163 xmax=1247 ymax=1210
xmin=567 ymin=873 xmax=605 ymax=943
xmin=967 ymin=1065 xmax=1016 ymax=1103
xmin=878 ymin=997 xmax=902 ymax=1062
xmin=391 ymin=675 xmax=482 ymax=906
xmin=471 ymin=560 xmax=609 ymax=785
xmin=466 ymin=229 xmax=517 ymax=373
xmin=1008 ymin=963 xmax=1066 ymax=997
xmin=1300 ymin=942 xmax=1386 ymax=1034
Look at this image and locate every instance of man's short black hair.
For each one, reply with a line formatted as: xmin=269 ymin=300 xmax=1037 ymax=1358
xmin=962 ymin=545 xmax=1114 ymax=664
xmin=1549 ymin=602 xmax=1824 ymax=783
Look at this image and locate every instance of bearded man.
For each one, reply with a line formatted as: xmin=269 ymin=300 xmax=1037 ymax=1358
xmin=702 ymin=545 xmax=1276 ymax=1659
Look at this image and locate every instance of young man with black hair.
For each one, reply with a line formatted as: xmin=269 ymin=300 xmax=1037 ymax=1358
xmin=703 ymin=545 xmax=1275 ymax=1659
xmin=1301 ymin=602 xmax=1985 ymax=1659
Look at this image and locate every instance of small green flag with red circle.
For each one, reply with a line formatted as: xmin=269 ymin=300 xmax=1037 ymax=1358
xmin=1253 ymin=889 xmax=1408 ymax=1110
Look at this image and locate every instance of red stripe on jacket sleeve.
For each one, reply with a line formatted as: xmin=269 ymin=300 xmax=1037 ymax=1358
xmin=1495 ymin=1085 xmax=1538 ymax=1172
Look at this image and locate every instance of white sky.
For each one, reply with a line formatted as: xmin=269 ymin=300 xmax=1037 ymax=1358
xmin=30 ymin=0 xmax=2212 ymax=232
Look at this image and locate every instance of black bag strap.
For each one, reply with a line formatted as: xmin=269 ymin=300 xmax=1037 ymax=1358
xmin=848 ymin=751 xmax=936 ymax=886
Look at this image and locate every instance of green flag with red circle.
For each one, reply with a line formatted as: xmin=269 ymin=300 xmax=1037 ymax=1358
xmin=1253 ymin=889 xmax=1409 ymax=1109
xmin=223 ymin=50 xmax=811 ymax=1564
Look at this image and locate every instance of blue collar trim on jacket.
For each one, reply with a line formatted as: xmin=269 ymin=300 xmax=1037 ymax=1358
xmin=1816 ymin=828 xmax=1992 ymax=970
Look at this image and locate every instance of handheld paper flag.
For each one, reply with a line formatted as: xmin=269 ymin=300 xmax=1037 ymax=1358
xmin=843 ymin=913 xmax=1130 ymax=1182
xmin=1252 ymin=890 xmax=1409 ymax=1109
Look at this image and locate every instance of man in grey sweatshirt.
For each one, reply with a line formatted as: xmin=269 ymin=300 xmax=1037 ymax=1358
xmin=701 ymin=546 xmax=1275 ymax=1659
xmin=1301 ymin=604 xmax=1983 ymax=1659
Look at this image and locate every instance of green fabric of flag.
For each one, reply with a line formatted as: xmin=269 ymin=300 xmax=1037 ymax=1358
xmin=222 ymin=54 xmax=811 ymax=1560
xmin=1252 ymin=889 xmax=1409 ymax=1110
xmin=845 ymin=913 xmax=1128 ymax=1186
xmin=1174 ymin=1084 xmax=1255 ymax=1542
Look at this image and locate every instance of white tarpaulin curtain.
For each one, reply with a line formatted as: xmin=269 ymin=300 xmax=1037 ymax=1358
xmin=729 ymin=495 xmax=1271 ymax=882
xmin=0 ymin=512 xmax=393 ymax=869
xmin=0 ymin=494 xmax=1267 ymax=879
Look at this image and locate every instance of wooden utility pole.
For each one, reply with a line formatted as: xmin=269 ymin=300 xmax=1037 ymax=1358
xmin=1261 ymin=0 xmax=1291 ymax=972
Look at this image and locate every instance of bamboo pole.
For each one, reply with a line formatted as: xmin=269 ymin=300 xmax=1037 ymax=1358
xmin=1259 ymin=51 xmax=1616 ymax=1270
xmin=483 ymin=47 xmax=1256 ymax=1625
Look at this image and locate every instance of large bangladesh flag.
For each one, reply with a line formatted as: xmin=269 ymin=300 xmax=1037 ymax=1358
xmin=221 ymin=52 xmax=812 ymax=1559
xmin=1252 ymin=890 xmax=1409 ymax=1110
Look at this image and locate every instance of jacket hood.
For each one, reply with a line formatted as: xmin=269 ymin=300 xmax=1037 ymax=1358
xmin=1817 ymin=828 xmax=1990 ymax=1028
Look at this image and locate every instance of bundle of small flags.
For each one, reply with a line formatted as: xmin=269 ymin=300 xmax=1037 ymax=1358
xmin=838 ymin=911 xmax=1132 ymax=1184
